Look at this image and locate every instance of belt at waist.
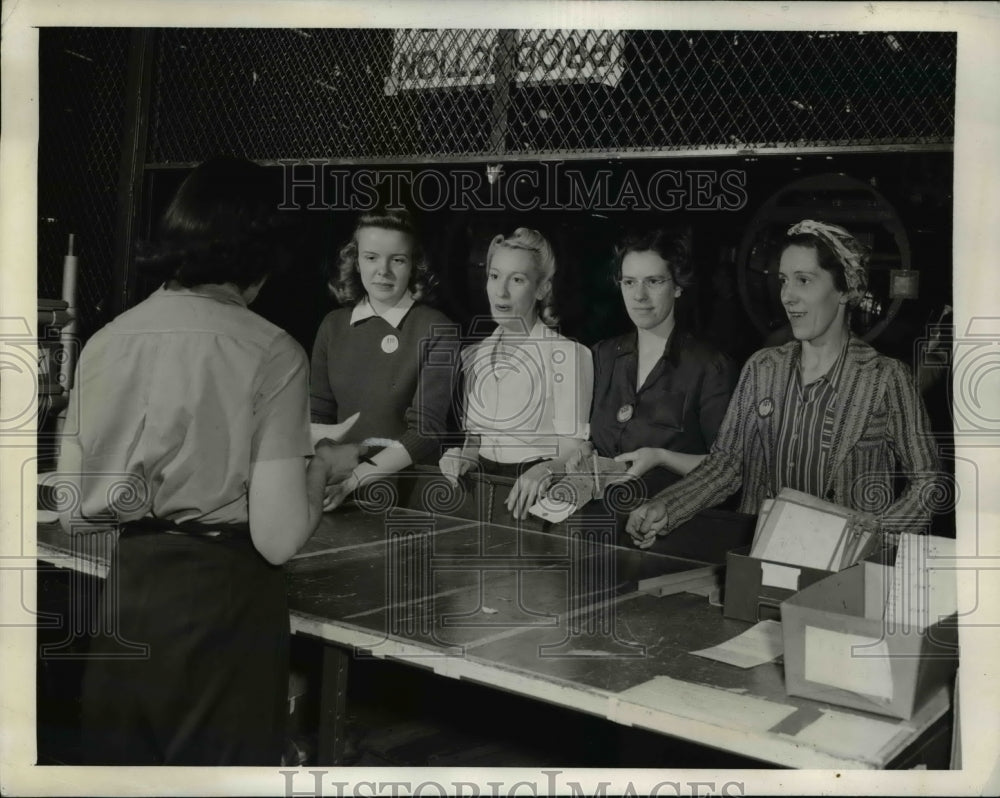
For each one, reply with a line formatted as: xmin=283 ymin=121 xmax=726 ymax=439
xmin=119 ymin=517 xmax=251 ymax=540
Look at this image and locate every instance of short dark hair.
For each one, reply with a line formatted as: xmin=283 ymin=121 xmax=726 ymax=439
xmin=137 ymin=156 xmax=286 ymax=289
xmin=329 ymin=207 xmax=437 ymax=306
xmin=612 ymin=228 xmax=694 ymax=292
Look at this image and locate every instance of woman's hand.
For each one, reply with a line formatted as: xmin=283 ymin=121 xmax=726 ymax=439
xmin=625 ymin=499 xmax=670 ymax=549
xmin=323 ymin=471 xmax=359 ymax=512
xmin=439 ymin=446 xmax=479 ymax=487
xmin=563 ymin=441 xmax=595 ymax=474
xmin=506 ymin=461 xmax=561 ymax=520
xmin=614 ymin=447 xmax=664 ymax=478
xmin=314 ymin=441 xmax=366 ymax=482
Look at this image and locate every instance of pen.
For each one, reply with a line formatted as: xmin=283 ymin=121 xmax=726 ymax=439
xmin=359 ymin=437 xmax=403 ymax=467
xmin=592 ymin=451 xmax=600 ymax=496
xmin=316 ymin=437 xmax=377 ymax=467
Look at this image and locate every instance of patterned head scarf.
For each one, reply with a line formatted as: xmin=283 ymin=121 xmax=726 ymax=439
xmin=786 ymin=219 xmax=869 ymax=305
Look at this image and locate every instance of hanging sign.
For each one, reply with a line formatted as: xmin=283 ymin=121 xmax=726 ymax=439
xmin=384 ymin=29 xmax=625 ymax=96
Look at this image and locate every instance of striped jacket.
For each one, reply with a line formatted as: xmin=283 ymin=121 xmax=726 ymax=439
xmin=655 ymin=335 xmax=941 ymax=534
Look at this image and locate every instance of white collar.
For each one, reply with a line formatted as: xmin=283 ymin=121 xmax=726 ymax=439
xmin=350 ymin=294 xmax=415 ymax=329
xmin=487 ymin=317 xmax=552 ymax=343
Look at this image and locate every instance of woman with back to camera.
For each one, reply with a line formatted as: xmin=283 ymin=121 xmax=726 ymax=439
xmin=626 ymin=220 xmax=941 ymax=548
xmin=58 ymin=156 xmax=357 ymax=764
xmin=310 ymin=207 xmax=458 ymax=509
xmin=574 ymin=228 xmax=737 ymax=501
xmin=439 ymin=227 xmax=594 ymax=520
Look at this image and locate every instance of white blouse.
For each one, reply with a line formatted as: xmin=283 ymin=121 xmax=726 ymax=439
xmin=462 ymin=319 xmax=593 ymax=464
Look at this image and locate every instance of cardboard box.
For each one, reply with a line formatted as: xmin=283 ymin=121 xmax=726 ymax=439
xmin=722 ymin=490 xmax=882 ymax=622
xmin=781 ymin=561 xmax=958 ymax=720
xmin=723 ymin=545 xmax=835 ymax=622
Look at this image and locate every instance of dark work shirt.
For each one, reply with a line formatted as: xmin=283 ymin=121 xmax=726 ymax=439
xmin=590 ymin=330 xmax=737 ymax=493
xmin=774 ymin=340 xmax=849 ymax=498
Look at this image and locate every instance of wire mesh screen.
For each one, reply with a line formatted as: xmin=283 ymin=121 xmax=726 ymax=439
xmin=147 ymin=29 xmax=954 ymax=164
xmin=38 ymin=28 xmax=130 ymax=333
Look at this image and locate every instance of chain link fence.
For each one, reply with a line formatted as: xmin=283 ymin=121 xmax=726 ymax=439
xmin=38 ymin=28 xmax=130 ymax=334
xmin=38 ymin=27 xmax=955 ymax=329
xmin=147 ymin=29 xmax=955 ymax=165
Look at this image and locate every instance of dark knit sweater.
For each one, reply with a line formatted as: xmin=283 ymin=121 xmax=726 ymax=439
xmin=309 ymin=303 xmax=459 ymax=464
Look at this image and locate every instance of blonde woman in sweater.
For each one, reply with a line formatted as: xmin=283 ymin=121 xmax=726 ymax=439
xmin=310 ymin=208 xmax=458 ymax=509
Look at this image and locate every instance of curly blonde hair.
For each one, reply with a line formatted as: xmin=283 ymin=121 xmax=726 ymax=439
xmin=329 ymin=208 xmax=437 ymax=306
xmin=486 ymin=228 xmax=559 ymax=328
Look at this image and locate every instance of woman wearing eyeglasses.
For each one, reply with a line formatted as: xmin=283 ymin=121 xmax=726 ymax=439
xmin=579 ymin=228 xmax=737 ymax=499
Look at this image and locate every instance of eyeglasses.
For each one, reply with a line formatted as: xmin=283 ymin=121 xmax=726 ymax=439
xmin=616 ymin=276 xmax=674 ymax=292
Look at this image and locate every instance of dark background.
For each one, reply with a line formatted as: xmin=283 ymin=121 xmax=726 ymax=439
xmin=35 ymin=27 xmax=958 ymax=766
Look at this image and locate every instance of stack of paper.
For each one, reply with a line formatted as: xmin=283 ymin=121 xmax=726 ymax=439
xmin=750 ymin=488 xmax=874 ymax=571
xmin=885 ymin=533 xmax=957 ymax=631
xmin=528 ymin=495 xmax=577 ymax=524
xmin=528 ymin=456 xmax=630 ymax=522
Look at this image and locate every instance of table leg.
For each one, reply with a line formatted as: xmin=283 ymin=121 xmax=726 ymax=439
xmin=317 ymin=644 xmax=350 ymax=764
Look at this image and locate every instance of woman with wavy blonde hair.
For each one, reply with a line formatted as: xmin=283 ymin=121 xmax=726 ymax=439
xmin=439 ymin=227 xmax=594 ymax=520
xmin=627 ymin=219 xmax=941 ymax=549
xmin=310 ymin=207 xmax=459 ymax=509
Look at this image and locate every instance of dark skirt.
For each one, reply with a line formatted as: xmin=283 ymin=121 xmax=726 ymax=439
xmin=80 ymin=526 xmax=289 ymax=765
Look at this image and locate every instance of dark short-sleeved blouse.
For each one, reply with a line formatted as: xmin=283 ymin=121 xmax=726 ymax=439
xmin=590 ymin=329 xmax=737 ymax=492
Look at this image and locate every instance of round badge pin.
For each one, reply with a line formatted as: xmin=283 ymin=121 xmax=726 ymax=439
xmin=381 ymin=334 xmax=399 ymax=354
xmin=757 ymin=398 xmax=774 ymax=418
xmin=617 ymin=404 xmax=634 ymax=423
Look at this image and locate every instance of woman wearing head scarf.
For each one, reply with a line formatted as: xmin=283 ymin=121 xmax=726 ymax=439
xmin=626 ymin=220 xmax=941 ymax=548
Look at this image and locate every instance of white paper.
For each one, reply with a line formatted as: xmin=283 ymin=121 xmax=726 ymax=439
xmin=804 ymin=625 xmax=894 ymax=702
xmin=887 ymin=534 xmax=958 ymax=631
xmin=528 ymin=495 xmax=577 ymax=524
xmin=616 ymin=675 xmax=797 ymax=731
xmin=792 ymin=711 xmax=904 ymax=760
xmin=927 ymin=536 xmax=958 ymax=627
xmin=760 ymin=562 xmax=801 ymax=591
xmin=691 ymin=620 xmax=784 ymax=669
xmin=753 ymin=500 xmax=849 ymax=570
xmin=751 ymin=498 xmax=774 ymax=551
xmin=310 ymin=412 xmax=361 ymax=447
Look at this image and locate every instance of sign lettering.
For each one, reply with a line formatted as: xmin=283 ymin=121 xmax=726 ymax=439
xmin=384 ymin=30 xmax=625 ymax=96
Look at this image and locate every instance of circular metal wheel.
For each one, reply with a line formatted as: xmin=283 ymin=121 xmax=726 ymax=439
xmin=737 ymin=173 xmax=911 ymax=344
